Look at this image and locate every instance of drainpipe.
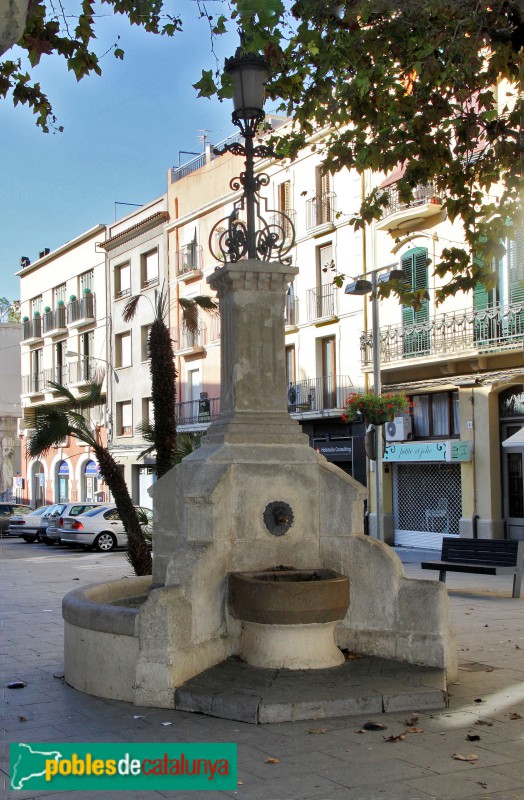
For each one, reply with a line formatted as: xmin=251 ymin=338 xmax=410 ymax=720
xmin=173 ymin=196 xmax=182 ymax=406
xmin=470 ymin=388 xmax=477 ymax=537
xmin=361 ymin=172 xmax=369 ymax=393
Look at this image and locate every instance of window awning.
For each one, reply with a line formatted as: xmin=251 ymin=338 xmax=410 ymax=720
xmin=502 ymin=428 xmax=524 ymax=448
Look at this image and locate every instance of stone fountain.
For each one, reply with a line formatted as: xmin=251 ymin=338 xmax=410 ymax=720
xmin=62 ymin=48 xmax=457 ymax=716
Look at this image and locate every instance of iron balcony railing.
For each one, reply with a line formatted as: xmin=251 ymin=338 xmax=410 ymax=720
xmin=306 ymin=192 xmax=336 ymax=229
xmin=175 ymin=396 xmax=220 ymax=426
xmin=271 ymin=209 xmax=296 ymax=241
xmin=172 ymin=326 xmax=207 ymax=351
xmin=380 ymin=182 xmax=441 ymax=219
xmin=22 ymin=371 xmax=44 ymax=394
xmin=42 ymin=306 xmax=67 ymax=334
xmin=287 ymin=375 xmax=352 ymax=414
xmin=361 ymin=300 xmax=524 ymax=367
xmin=22 ymin=317 xmax=42 ymax=341
xmin=68 ymin=357 xmax=97 ymax=384
xmin=208 ymin=315 xmax=221 ymax=342
xmin=68 ymin=293 xmax=95 ymax=324
xmin=285 ymin=295 xmax=299 ymax=326
xmin=176 ymin=244 xmax=203 ymax=274
xmin=43 ymin=366 xmax=68 ymax=388
xmin=307 ymin=284 xmax=336 ymax=321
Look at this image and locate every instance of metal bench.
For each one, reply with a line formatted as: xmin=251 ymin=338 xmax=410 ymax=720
xmin=421 ymin=537 xmax=524 ymax=598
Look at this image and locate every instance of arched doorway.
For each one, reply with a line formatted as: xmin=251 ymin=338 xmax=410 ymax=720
xmin=32 ymin=460 xmax=45 ymax=507
xmin=83 ymin=460 xmax=100 ymax=502
xmin=57 ymin=460 xmax=70 ymax=503
xmin=500 ymin=386 xmax=524 ymax=539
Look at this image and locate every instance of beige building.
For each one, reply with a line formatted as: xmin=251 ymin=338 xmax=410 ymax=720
xmin=0 ymin=323 xmax=22 ymax=500
xmin=17 ymin=225 xmax=109 ymax=506
xmin=100 ymin=196 xmax=169 ymax=508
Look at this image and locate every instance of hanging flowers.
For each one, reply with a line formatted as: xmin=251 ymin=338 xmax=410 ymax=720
xmin=342 ymin=392 xmax=412 ymax=426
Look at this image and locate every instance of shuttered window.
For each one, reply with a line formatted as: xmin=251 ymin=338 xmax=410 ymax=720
xmin=508 ymin=226 xmax=524 ymax=305
xmin=401 ymin=247 xmax=429 ymax=356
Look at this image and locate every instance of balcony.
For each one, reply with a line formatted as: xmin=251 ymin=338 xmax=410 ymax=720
xmin=307 ymin=284 xmax=337 ymax=324
xmin=376 ymin=182 xmax=443 ymax=231
xmin=22 ymin=372 xmax=44 ymax=395
xmin=175 ymin=396 xmax=220 ymax=429
xmin=172 ymin=326 xmax=207 ymax=356
xmin=68 ymin=357 xmax=97 ymax=386
xmin=42 ymin=306 xmax=67 ymax=336
xmin=361 ymin=300 xmax=524 ymax=368
xmin=176 ymin=244 xmax=203 ymax=280
xmin=285 ymin=296 xmax=299 ymax=328
xmin=67 ymin=293 xmax=95 ymax=327
xmin=43 ymin=366 xmax=69 ymax=390
xmin=22 ymin=317 xmax=42 ymax=343
xmin=306 ymin=192 xmax=336 ymax=235
xmin=208 ymin=315 xmax=221 ymax=342
xmin=287 ymin=375 xmax=352 ymax=416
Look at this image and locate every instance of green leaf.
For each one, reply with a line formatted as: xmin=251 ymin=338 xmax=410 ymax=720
xmin=193 ymin=69 xmax=217 ymax=99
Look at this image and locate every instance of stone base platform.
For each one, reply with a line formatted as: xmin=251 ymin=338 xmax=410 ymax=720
xmin=174 ymin=655 xmax=448 ymax=724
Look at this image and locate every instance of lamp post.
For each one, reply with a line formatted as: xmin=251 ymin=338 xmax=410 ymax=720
xmin=209 ymin=44 xmax=295 ymax=264
xmin=345 ymin=268 xmax=404 ymax=541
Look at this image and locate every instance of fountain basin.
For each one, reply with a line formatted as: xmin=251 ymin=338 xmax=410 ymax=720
xmin=228 ymin=568 xmax=349 ymax=669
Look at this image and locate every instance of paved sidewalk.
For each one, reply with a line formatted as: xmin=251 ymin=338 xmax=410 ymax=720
xmin=1 ymin=539 xmax=524 ymax=800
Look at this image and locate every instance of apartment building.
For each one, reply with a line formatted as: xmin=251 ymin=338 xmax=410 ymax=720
xmin=100 ymin=196 xmax=169 ymax=508
xmin=17 ymin=225 xmax=108 ymax=506
xmin=0 ymin=323 xmax=22 ymax=500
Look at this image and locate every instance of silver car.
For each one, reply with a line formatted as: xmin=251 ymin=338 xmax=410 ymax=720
xmin=7 ymin=504 xmax=54 ymax=542
xmin=61 ymin=505 xmax=153 ymax=552
xmin=43 ymin=502 xmax=107 ymax=545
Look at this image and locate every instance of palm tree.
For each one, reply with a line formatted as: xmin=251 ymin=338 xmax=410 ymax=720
xmin=123 ymin=284 xmax=217 ymax=479
xmin=27 ymin=378 xmax=152 ymax=576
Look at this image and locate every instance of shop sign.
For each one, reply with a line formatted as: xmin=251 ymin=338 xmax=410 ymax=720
xmin=58 ymin=460 xmax=69 ymax=475
xmin=84 ymin=460 xmax=99 ymax=475
xmin=198 ymin=399 xmax=211 ymax=423
xmin=383 ymin=440 xmax=471 ymax=463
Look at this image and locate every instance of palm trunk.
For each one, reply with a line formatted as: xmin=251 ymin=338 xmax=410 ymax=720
xmin=94 ymin=444 xmax=152 ymax=576
xmin=150 ymin=318 xmax=178 ymax=479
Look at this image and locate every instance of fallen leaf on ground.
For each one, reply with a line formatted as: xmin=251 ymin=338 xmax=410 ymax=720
xmin=18 ymin=716 xmax=27 ymax=722
xmin=474 ymin=698 xmax=484 ymax=703
xmin=383 ymin=733 xmax=406 ymax=742
xmin=355 ymin=729 xmax=367 ymax=734
xmin=452 ymin=753 xmax=478 ymax=762
xmin=405 ymin=713 xmax=419 ymax=726
xmin=307 ymin=727 xmax=327 ymax=734
xmin=362 ymin=721 xmax=387 ymax=731
xmin=345 ymin=653 xmax=362 ymax=660
xmin=474 ymin=719 xmax=493 ymax=726
xmin=510 ymin=712 xmax=522 ymax=720
xmin=477 ymin=782 xmax=488 ymax=789
xmin=237 ymin=781 xmax=244 ymax=785
xmin=466 ymin=734 xmax=480 ymax=741
xmin=406 ymin=727 xmax=425 ymax=734
xmin=485 ymin=667 xmax=494 ymax=672
xmin=53 ymin=674 xmax=64 ymax=680
xmin=265 ymin=757 xmax=280 ymax=764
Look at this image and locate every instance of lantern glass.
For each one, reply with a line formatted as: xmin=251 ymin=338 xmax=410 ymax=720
xmin=229 ymin=60 xmax=267 ymax=120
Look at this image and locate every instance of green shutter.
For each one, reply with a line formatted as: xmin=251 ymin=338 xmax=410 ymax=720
xmin=402 ymin=247 xmax=429 ymax=356
xmin=507 ymin=226 xmax=524 ymax=337
xmin=473 ymin=280 xmax=493 ymax=343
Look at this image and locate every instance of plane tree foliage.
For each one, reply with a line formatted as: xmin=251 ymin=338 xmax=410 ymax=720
xmin=196 ymin=0 xmax=524 ymax=305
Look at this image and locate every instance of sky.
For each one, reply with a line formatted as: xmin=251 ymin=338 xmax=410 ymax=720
xmin=0 ymin=0 xmax=245 ymax=302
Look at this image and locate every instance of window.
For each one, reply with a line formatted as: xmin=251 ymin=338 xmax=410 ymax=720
xmin=401 ymin=247 xmax=429 ymax=356
xmin=31 ymin=296 xmax=42 ymax=316
xmin=80 ymin=331 xmax=94 ymax=380
xmin=54 ymin=284 xmax=66 ymax=306
xmin=285 ymin=345 xmax=296 ymax=387
xmin=141 ymin=325 xmax=152 ymax=361
xmin=31 ymin=348 xmax=43 ymax=391
xmin=55 ymin=340 xmax=66 ymax=383
xmin=316 ymin=166 xmax=333 ymax=224
xmin=115 ymin=262 xmax=131 ymax=298
xmin=278 ymin=181 xmax=293 ymax=239
xmin=321 ymin=336 xmax=336 ymax=408
xmin=141 ymin=249 xmax=159 ymax=288
xmin=411 ymin=391 xmax=460 ymax=438
xmin=115 ymin=331 xmax=132 ymax=368
xmin=116 ymin=401 xmax=133 ymax=436
xmin=79 ymin=270 xmax=94 ymax=294
xmin=188 ymin=369 xmax=201 ymax=404
xmin=143 ymin=397 xmax=154 ymax=424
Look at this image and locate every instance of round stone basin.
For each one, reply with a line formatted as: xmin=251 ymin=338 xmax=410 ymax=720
xmin=228 ymin=568 xmax=349 ymax=625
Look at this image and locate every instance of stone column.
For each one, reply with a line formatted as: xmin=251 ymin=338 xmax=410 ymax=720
xmin=204 ymin=258 xmax=304 ymax=445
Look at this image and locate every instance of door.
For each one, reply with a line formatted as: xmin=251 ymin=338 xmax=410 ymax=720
xmin=502 ymin=423 xmax=524 ymax=539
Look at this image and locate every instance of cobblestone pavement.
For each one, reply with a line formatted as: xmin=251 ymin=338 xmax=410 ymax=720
xmin=1 ymin=538 xmax=524 ymax=800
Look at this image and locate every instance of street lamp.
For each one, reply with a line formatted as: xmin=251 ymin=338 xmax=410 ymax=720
xmin=209 ymin=42 xmax=295 ymax=264
xmin=345 ymin=268 xmax=404 ymax=541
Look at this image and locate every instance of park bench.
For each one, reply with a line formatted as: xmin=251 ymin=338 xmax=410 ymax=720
xmin=421 ymin=537 xmax=524 ymax=598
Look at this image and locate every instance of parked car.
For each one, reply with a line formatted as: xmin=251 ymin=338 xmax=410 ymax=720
xmin=7 ymin=504 xmax=55 ymax=542
xmin=0 ymin=502 xmax=33 ymax=536
xmin=43 ymin=502 xmax=107 ymax=545
xmin=60 ymin=505 xmax=153 ymax=552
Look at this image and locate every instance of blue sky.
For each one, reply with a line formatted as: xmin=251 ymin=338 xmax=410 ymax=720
xmin=0 ymin=1 xmax=243 ymax=301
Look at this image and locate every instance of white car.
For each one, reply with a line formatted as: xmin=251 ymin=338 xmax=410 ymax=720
xmin=7 ymin=504 xmax=55 ymax=542
xmin=60 ymin=504 xmax=153 ymax=552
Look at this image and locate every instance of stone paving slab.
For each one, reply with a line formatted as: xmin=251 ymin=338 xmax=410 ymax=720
xmin=175 ymin=656 xmax=447 ymax=723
